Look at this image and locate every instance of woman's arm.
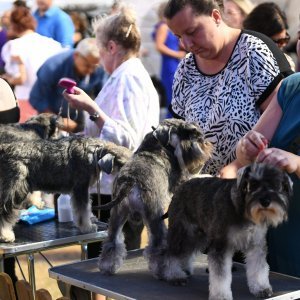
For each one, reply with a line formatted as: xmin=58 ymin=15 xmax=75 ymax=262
xmin=2 ymin=55 xmax=27 ymax=86
xmin=236 ymin=90 xmax=283 ymax=165
xmin=155 ymin=23 xmax=185 ymax=59
xmin=219 ymin=159 xmax=243 ymax=178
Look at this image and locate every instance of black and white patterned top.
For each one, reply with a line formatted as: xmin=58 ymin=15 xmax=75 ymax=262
xmin=171 ymin=30 xmax=292 ymax=175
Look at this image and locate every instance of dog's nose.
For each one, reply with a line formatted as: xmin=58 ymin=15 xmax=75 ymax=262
xmin=260 ymin=198 xmax=271 ymax=208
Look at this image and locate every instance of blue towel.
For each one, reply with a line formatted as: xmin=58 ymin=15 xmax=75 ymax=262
xmin=19 ymin=205 xmax=55 ymax=225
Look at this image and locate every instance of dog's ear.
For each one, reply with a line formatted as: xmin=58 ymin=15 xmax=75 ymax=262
xmin=282 ymin=173 xmax=293 ymax=198
xmin=98 ymin=153 xmax=115 ymax=174
xmin=152 ymin=124 xmax=172 ymax=146
xmin=236 ymin=165 xmax=251 ymax=194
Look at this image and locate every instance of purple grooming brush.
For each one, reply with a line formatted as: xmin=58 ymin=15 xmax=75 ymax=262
xmin=58 ymin=77 xmax=77 ymax=94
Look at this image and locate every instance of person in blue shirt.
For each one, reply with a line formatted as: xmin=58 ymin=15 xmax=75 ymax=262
xmin=33 ymin=0 xmax=74 ymax=48
xmin=236 ymin=28 xmax=300 ymax=277
xmin=236 ymin=72 xmax=300 ymax=277
xmin=29 ymin=38 xmax=107 ymax=132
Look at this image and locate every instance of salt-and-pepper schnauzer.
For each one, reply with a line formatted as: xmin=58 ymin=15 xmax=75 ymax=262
xmin=162 ymin=163 xmax=292 ymax=300
xmin=0 ymin=136 xmax=132 ymax=242
xmin=98 ymin=119 xmax=212 ymax=277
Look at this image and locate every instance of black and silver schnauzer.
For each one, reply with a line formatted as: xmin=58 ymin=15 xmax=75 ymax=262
xmin=162 ymin=163 xmax=292 ymax=300
xmin=0 ymin=136 xmax=132 ymax=242
xmin=98 ymin=119 xmax=212 ymax=277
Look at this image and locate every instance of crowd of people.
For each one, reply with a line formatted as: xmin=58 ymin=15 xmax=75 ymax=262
xmin=0 ymin=0 xmax=299 ymax=298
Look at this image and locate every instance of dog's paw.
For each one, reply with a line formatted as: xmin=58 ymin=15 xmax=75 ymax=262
xmin=0 ymin=230 xmax=15 ymax=243
xmin=98 ymin=258 xmax=118 ymax=275
xmin=90 ymin=215 xmax=99 ymax=224
xmin=254 ymin=288 xmax=273 ymax=298
xmin=88 ymin=223 xmax=98 ymax=233
xmin=79 ymin=223 xmax=98 ymax=233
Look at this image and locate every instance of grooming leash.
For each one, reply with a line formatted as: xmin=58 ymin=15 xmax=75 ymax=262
xmin=93 ymin=147 xmax=102 ymax=219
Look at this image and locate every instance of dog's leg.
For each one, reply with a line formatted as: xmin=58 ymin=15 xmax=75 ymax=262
xmin=0 ymin=209 xmax=19 ymax=242
xmin=207 ymin=247 xmax=234 ymax=300
xmin=162 ymin=218 xmax=200 ymax=284
xmin=0 ymin=176 xmax=29 ymax=242
xmin=245 ymin=231 xmax=272 ymax=298
xmin=98 ymin=204 xmax=129 ymax=275
xmin=144 ymin=214 xmax=168 ymax=279
xmin=71 ymin=183 xmax=97 ymax=233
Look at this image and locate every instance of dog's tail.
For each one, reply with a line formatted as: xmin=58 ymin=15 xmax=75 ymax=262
xmin=93 ymin=178 xmax=135 ymax=210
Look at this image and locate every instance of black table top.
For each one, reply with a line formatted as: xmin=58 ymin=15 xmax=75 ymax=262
xmin=0 ymin=219 xmax=107 ymax=255
xmin=49 ymin=249 xmax=300 ymax=300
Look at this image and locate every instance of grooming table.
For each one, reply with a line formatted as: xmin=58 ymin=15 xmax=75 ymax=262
xmin=49 ymin=249 xmax=300 ymax=300
xmin=0 ymin=219 xmax=107 ymax=299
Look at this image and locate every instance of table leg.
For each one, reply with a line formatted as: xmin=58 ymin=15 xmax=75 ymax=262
xmin=81 ymin=243 xmax=88 ymax=260
xmin=27 ymin=253 xmax=36 ymax=300
xmin=80 ymin=243 xmax=94 ymax=299
xmin=0 ymin=255 xmax=4 ymax=272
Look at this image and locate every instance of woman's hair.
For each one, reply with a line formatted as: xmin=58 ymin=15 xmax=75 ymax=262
xmin=164 ymin=0 xmax=223 ymax=19
xmin=225 ymin=0 xmax=254 ymax=16
xmin=157 ymin=2 xmax=168 ymax=20
xmin=243 ymin=2 xmax=288 ymax=37
xmin=10 ymin=6 xmax=36 ymax=33
xmin=92 ymin=6 xmax=141 ymax=54
xmin=70 ymin=11 xmax=88 ymax=35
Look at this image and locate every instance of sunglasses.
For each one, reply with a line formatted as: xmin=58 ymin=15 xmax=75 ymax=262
xmin=272 ymin=32 xmax=290 ymax=47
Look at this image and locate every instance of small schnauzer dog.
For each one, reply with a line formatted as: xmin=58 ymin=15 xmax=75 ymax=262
xmin=0 ymin=136 xmax=132 ymax=242
xmin=98 ymin=119 xmax=212 ymax=277
xmin=162 ymin=163 xmax=292 ymax=300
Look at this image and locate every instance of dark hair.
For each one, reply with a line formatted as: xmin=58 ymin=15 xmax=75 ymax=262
xmin=164 ymin=0 xmax=223 ymax=19
xmin=13 ymin=0 xmax=28 ymax=7
xmin=243 ymin=2 xmax=288 ymax=37
xmin=10 ymin=6 xmax=36 ymax=33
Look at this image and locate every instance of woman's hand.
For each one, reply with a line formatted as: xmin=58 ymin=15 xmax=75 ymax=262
xmin=62 ymin=87 xmax=107 ymax=130
xmin=236 ymin=130 xmax=268 ymax=165
xmin=257 ymin=148 xmax=300 ymax=177
xmin=62 ymin=87 xmax=98 ymax=114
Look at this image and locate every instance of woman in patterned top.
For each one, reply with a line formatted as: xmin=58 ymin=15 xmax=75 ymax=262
xmin=164 ymin=0 xmax=293 ymax=177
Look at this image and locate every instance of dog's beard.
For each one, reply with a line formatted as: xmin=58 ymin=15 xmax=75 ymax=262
xmin=247 ymin=202 xmax=287 ymax=227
